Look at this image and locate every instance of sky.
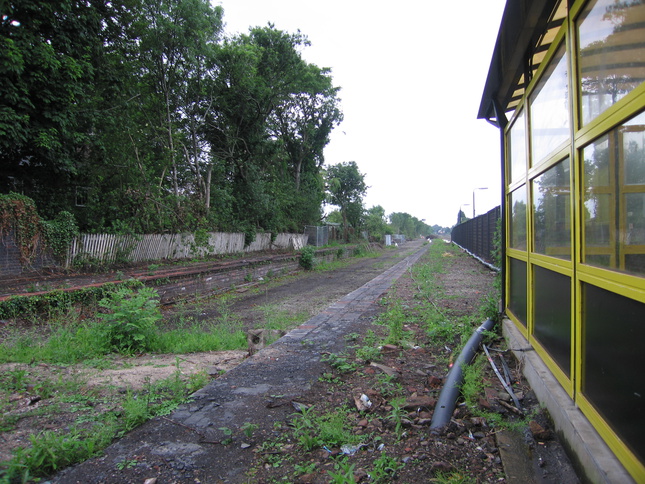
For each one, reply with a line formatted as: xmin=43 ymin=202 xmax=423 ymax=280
xmin=214 ymin=0 xmax=507 ymax=228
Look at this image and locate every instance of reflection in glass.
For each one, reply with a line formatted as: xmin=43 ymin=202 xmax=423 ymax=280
xmin=509 ymin=110 xmax=527 ymax=183
xmin=578 ymin=0 xmax=645 ymax=125
xmin=534 ymin=266 xmax=571 ymax=376
xmin=533 ymin=158 xmax=571 ymax=259
xmin=624 ymin=126 xmax=645 ymax=185
xmin=583 ymin=112 xmax=645 ymax=276
xmin=583 ymin=283 xmax=645 ymax=462
xmin=530 ymin=44 xmax=570 ymax=165
xmin=510 ymin=186 xmax=527 ymax=250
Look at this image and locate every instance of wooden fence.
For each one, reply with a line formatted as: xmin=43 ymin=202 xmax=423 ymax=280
xmin=65 ymin=232 xmax=308 ymax=268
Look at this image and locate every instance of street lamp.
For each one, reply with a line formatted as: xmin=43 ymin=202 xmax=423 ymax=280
xmin=472 ymin=187 xmax=488 ymax=218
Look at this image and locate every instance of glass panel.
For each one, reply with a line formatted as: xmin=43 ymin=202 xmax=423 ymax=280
xmin=530 ymin=44 xmax=570 ymax=165
xmin=533 ymin=266 xmax=571 ymax=376
xmin=585 ymin=193 xmax=612 ymax=248
xmin=509 ymin=110 xmax=527 ymax=184
xmin=624 ymin=126 xmax=645 ymax=185
xmin=510 ymin=185 xmax=527 ymax=250
xmin=583 ymin=112 xmax=645 ymax=276
xmin=626 ymin=193 xmax=645 ymax=245
xmin=533 ymin=158 xmax=571 ymax=259
xmin=509 ymin=258 xmax=527 ymax=326
xmin=583 ymin=283 xmax=645 ymax=462
xmin=578 ymin=0 xmax=645 ymax=125
xmin=625 ymin=254 xmax=645 ymax=273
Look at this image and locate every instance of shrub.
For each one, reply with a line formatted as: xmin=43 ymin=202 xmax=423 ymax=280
xmin=299 ymin=246 xmax=316 ymax=270
xmin=98 ymin=287 xmax=162 ymax=354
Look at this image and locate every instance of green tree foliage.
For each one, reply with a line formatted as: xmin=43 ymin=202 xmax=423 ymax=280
xmin=389 ymin=212 xmax=431 ymax=239
xmin=364 ymin=205 xmax=392 ymax=242
xmin=325 ymin=162 xmax=367 ymax=241
xmin=0 ymin=0 xmax=110 ymax=217
xmin=1 ymin=4 xmax=342 ymax=235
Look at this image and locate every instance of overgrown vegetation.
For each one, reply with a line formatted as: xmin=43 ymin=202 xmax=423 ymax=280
xmin=248 ymin=240 xmax=516 ymax=482
xmin=299 ymin=245 xmax=316 ymax=270
xmin=0 ymin=193 xmax=78 ymax=266
xmin=98 ymin=287 xmax=162 ymax=354
xmin=0 ymin=279 xmax=144 ymax=321
xmin=0 ymin=364 xmax=208 ymax=483
xmin=0 ymin=238 xmax=517 ymax=482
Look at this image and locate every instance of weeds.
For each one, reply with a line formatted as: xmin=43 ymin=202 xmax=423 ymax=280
xmin=299 ymin=246 xmax=316 ymax=270
xmin=387 ymin=396 xmax=408 ymax=438
xmin=1 ymin=426 xmax=114 ymax=482
xmin=431 ymin=471 xmax=477 ymax=484
xmin=241 ymin=422 xmax=259 ymax=439
xmin=321 ymin=352 xmax=360 ymax=373
xmin=0 ymin=362 xmax=205 ymax=482
xmin=370 ymin=452 xmax=402 ymax=482
xmin=98 ymin=286 xmax=162 ymax=355
xmin=291 ymin=406 xmax=362 ymax=452
xmin=461 ymin=353 xmax=488 ymax=409
xmin=259 ymin=305 xmax=310 ymax=334
xmin=374 ymin=373 xmax=403 ymax=398
xmin=327 ymin=457 xmax=356 ymax=483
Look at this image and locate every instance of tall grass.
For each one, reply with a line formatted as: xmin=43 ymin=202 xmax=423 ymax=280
xmin=0 ymin=288 xmax=248 ymax=365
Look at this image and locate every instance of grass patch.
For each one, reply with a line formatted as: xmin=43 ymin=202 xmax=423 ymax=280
xmin=0 ymin=362 xmax=207 ymax=482
xmin=258 ymin=305 xmax=311 ymax=333
xmin=291 ymin=406 xmax=363 ymax=452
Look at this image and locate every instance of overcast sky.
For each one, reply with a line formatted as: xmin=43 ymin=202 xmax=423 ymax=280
xmin=214 ymin=0 xmax=507 ymax=228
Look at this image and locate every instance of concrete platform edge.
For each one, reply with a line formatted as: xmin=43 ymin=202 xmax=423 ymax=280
xmin=502 ymin=319 xmax=635 ymax=484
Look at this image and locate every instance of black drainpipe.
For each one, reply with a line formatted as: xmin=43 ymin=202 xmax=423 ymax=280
xmin=486 ymin=98 xmax=508 ymax=311
xmin=430 ymin=318 xmax=495 ymax=429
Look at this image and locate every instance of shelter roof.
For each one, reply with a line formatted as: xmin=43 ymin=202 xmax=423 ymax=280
xmin=478 ymin=0 xmax=566 ymax=124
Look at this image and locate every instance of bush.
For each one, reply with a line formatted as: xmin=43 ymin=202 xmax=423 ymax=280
xmin=98 ymin=287 xmax=162 ymax=354
xmin=299 ymin=246 xmax=316 ymax=270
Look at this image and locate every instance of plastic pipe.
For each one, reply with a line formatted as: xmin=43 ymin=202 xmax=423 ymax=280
xmin=430 ymin=318 xmax=495 ymax=429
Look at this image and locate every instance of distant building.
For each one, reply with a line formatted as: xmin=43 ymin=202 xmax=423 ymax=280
xmin=479 ymin=0 xmax=644 ymax=482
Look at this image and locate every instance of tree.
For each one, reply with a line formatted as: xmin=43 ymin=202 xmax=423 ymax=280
xmin=326 ymin=162 xmax=367 ymax=241
xmin=0 ymin=0 xmax=110 ymax=216
xmin=364 ymin=205 xmax=392 ymax=241
xmin=136 ymin=0 xmax=224 ymax=206
xmin=206 ymin=25 xmax=341 ymax=233
xmin=1 ymin=6 xmax=344 ymax=236
xmin=389 ymin=212 xmax=431 ymax=239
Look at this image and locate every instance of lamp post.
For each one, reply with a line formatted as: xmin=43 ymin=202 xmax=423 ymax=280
xmin=472 ymin=187 xmax=488 ymax=218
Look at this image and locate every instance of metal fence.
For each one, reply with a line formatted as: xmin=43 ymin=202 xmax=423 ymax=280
xmin=304 ymin=225 xmax=329 ymax=247
xmin=451 ymin=206 xmax=500 ymax=267
xmin=304 ymin=225 xmax=341 ymax=247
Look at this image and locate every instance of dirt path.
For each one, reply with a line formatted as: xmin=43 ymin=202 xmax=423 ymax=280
xmin=163 ymin=242 xmax=423 ymax=332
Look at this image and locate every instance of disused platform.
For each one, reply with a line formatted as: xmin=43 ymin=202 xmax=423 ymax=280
xmin=52 ymin=242 xmax=429 ymax=483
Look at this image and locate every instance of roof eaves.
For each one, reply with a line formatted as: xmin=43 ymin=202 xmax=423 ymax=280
xmin=478 ymin=0 xmax=559 ymax=122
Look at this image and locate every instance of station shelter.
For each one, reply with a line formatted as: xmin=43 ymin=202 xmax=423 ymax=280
xmin=478 ymin=0 xmax=645 ymax=481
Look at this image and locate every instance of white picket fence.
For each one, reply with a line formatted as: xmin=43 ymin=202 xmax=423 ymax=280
xmin=66 ymin=232 xmax=308 ymax=268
